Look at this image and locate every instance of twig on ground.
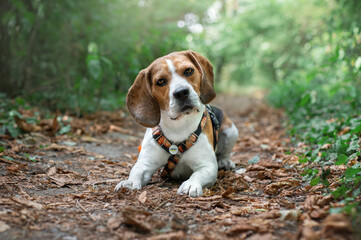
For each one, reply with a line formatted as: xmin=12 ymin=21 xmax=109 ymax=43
xmin=187 ymin=196 xmax=222 ymax=201
xmin=76 ymin=199 xmax=97 ymax=221
xmin=153 ymin=200 xmax=168 ymax=211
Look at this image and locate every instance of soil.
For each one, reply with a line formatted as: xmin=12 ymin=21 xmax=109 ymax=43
xmin=0 ymin=94 xmax=355 ymax=240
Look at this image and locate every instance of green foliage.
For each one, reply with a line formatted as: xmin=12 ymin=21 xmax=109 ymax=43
xmin=25 ymin=153 xmax=36 ymax=162
xmin=0 ymin=95 xmax=70 ymax=137
xmin=264 ymin=0 xmax=361 ymax=218
xmin=0 ymin=95 xmax=27 ymax=138
xmin=0 ymin=0 xmax=211 ymax=113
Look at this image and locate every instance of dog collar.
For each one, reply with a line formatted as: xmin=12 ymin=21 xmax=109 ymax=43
xmin=152 ymin=109 xmax=208 ymax=179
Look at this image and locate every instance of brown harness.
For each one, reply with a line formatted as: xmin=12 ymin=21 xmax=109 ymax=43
xmin=152 ymin=106 xmax=219 ymax=179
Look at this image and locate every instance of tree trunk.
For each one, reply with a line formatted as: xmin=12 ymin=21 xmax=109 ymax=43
xmin=215 ymin=56 xmax=225 ymax=82
xmin=0 ymin=0 xmax=12 ymax=95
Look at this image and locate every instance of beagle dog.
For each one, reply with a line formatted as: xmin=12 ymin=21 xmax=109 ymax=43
xmin=114 ymin=50 xmax=238 ymax=197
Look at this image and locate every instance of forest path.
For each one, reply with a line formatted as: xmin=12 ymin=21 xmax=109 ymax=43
xmin=0 ymin=94 xmax=352 ymax=240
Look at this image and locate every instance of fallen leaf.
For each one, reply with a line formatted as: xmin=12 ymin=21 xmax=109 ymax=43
xmin=47 ymin=167 xmax=57 ymax=176
xmin=231 ymin=207 xmax=249 ymax=216
xmin=338 ymin=127 xmax=350 ymax=135
xmin=243 ymin=175 xmax=254 ymax=182
xmin=50 ymin=114 xmax=60 ymax=136
xmin=264 ymin=180 xmax=300 ymax=195
xmin=122 ymin=207 xmax=152 ymax=233
xmin=227 ymin=222 xmax=258 ymax=235
xmin=107 ymin=217 xmax=122 ymax=230
xmin=279 ymin=210 xmax=300 ymax=221
xmin=221 ymin=187 xmax=235 ymax=198
xmin=109 ymin=124 xmax=134 ymax=135
xmin=235 ymin=168 xmax=247 ymax=174
xmin=14 ymin=116 xmax=41 ymax=133
xmin=259 ymin=210 xmax=281 ymax=219
xmin=138 ymin=191 xmax=147 ymax=204
xmin=0 ymin=221 xmax=10 ymax=233
xmin=6 ymin=164 xmax=22 ymax=174
xmin=301 ymin=218 xmax=321 ymax=240
xmin=212 ymin=213 xmax=232 ymax=220
xmin=45 ymin=143 xmax=70 ymax=151
xmin=320 ymin=143 xmax=332 ymax=150
xmin=49 ymin=173 xmax=84 ymax=187
xmin=147 ymin=231 xmax=185 ymax=240
xmin=278 ymin=198 xmax=296 ymax=209
xmin=247 ymin=164 xmax=266 ymax=171
xmin=303 ymin=195 xmax=333 ymax=212
xmin=11 ymin=197 xmax=43 ymax=210
xmin=301 ymin=226 xmax=321 ymax=240
xmin=260 ymin=144 xmax=270 ymax=150
xmin=247 ymin=233 xmax=275 ymax=240
xmin=310 ymin=208 xmax=327 ymax=219
xmin=322 ymin=214 xmax=353 ymax=238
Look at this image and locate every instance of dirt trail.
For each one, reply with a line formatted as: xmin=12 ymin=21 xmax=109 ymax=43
xmin=0 ymin=95 xmax=354 ymax=239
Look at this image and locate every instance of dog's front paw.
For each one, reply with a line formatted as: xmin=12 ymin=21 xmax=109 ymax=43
xmin=114 ymin=180 xmax=142 ymax=192
xmin=177 ymin=180 xmax=203 ymax=197
xmin=218 ymin=158 xmax=236 ymax=170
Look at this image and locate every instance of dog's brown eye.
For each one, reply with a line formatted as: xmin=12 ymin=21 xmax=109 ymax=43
xmin=156 ymin=78 xmax=167 ymax=87
xmin=184 ymin=67 xmax=194 ymax=77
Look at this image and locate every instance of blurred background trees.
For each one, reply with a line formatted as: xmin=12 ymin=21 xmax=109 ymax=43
xmin=0 ymin=0 xmax=360 ymax=114
xmin=0 ymin=0 xmax=211 ymax=112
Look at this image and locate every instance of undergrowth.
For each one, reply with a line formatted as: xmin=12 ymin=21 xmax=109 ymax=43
xmin=268 ymin=22 xmax=361 ymax=229
xmin=0 ymin=94 xmax=71 ymax=139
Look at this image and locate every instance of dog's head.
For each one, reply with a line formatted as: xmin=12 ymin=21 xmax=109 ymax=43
xmin=126 ymin=50 xmax=215 ymax=127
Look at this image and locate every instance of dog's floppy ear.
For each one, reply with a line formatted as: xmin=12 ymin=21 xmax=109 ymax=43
xmin=186 ymin=50 xmax=216 ymax=104
xmin=126 ymin=69 xmax=160 ymax=128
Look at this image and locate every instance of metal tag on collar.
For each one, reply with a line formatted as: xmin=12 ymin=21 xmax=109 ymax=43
xmin=169 ymin=144 xmax=178 ymax=155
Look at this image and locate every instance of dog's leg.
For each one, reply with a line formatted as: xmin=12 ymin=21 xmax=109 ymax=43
xmin=177 ymin=157 xmax=218 ymax=197
xmin=177 ymin=141 xmax=218 ymax=197
xmin=114 ymin=130 xmax=167 ymax=192
xmin=114 ymin=158 xmax=163 ymax=191
xmin=216 ymin=120 xmax=238 ymax=170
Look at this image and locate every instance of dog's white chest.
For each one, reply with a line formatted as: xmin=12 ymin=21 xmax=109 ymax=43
xmin=170 ymin=133 xmax=215 ymax=179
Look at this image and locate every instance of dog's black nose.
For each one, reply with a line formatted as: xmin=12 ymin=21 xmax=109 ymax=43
xmin=173 ymin=87 xmax=190 ymax=101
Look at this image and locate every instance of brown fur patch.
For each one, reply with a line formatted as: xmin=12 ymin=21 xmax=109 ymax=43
xmin=203 ymin=113 xmax=215 ymax=149
xmin=148 ymin=52 xmax=203 ymax=109
xmin=220 ymin=113 xmax=233 ymax=131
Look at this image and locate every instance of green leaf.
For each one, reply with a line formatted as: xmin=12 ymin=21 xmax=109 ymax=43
xmin=87 ymin=58 xmax=102 ymax=80
xmin=7 ymin=125 xmax=20 ymax=138
xmin=3 ymin=156 xmax=14 ymax=161
xmin=8 ymin=110 xmax=22 ymax=118
xmin=25 ymin=153 xmax=36 ymax=162
xmin=355 ymin=56 xmax=361 ymax=69
xmin=58 ymin=125 xmax=71 ymax=135
xmin=353 ymin=186 xmax=361 ymax=198
xmin=351 ymin=124 xmax=361 ymax=134
xmin=299 ymin=157 xmax=308 ymax=163
xmin=347 ymin=140 xmax=359 ymax=154
xmin=332 ymin=185 xmax=347 ymax=198
xmin=310 ymin=176 xmax=320 ymax=186
xmin=335 ymin=154 xmax=348 ymax=165
xmin=345 ymin=167 xmax=361 ymax=178
xmin=62 ymin=141 xmax=76 ymax=146
xmin=321 ymin=179 xmax=330 ymax=187
xmin=248 ymin=155 xmax=260 ymax=164
xmin=0 ymin=146 xmax=4 ymax=152
xmin=28 ymin=156 xmax=37 ymax=162
xmin=15 ymin=97 xmax=26 ymax=106
xmin=299 ymin=93 xmax=310 ymax=106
